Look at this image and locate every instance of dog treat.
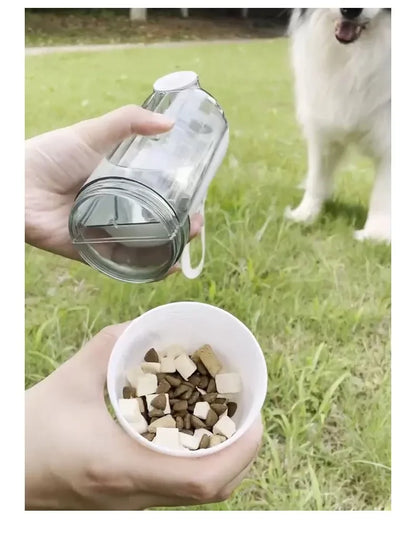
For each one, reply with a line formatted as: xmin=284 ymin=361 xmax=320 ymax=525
xmin=123 ymin=386 xmax=136 ymax=399
xmin=179 ymin=431 xmax=200 ymax=450
xmin=205 ymin=408 xmax=219 ymax=427
xmin=153 ymin=427 xmax=184 ymax=450
xmin=129 ymin=416 xmax=149 ymax=434
xmin=126 ymin=367 xmax=143 ymax=388
xmin=175 ymin=353 xmax=197 ymax=380
xmin=147 ymin=414 xmax=176 ymax=433
xmin=160 ymin=357 xmax=176 ymax=373
xmin=136 ymin=373 xmax=158 ymax=397
xmin=215 ymin=373 xmax=242 ymax=394
xmin=209 ymin=435 xmax=226 ymax=447
xmin=162 ymin=344 xmax=186 ymax=359
xmin=141 ymin=362 xmax=161 ymax=374
xmin=199 ymin=434 xmax=210 ymax=449
xmin=119 ymin=398 xmax=142 ymax=422
xmin=146 ymin=393 xmax=170 ymax=414
xmin=227 ymin=402 xmax=238 ymax=418
xmin=193 ymin=401 xmax=210 ymax=420
xmin=213 ymin=414 xmax=236 ymax=439
xmin=196 ymin=345 xmax=222 ymax=377
xmin=122 ymin=343 xmax=240 ymax=451
xmin=164 ymin=374 xmax=182 ymax=387
xmin=156 ymin=379 xmax=171 ymax=394
xmin=144 ymin=348 xmax=160 ymax=363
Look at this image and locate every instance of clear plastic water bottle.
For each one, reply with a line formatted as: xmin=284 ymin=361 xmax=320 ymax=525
xmin=68 ymin=71 xmax=229 ymax=283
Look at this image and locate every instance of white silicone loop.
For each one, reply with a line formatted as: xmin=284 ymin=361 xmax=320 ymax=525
xmin=180 ymin=205 xmax=206 ymax=280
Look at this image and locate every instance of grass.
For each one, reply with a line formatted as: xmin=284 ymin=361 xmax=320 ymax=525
xmin=25 ymin=39 xmax=391 ymax=510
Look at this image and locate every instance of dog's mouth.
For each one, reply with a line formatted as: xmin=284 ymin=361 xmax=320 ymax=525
xmin=335 ymin=19 xmax=365 ymax=44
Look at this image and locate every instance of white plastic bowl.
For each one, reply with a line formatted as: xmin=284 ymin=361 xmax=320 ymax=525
xmin=107 ymin=302 xmax=267 ymax=457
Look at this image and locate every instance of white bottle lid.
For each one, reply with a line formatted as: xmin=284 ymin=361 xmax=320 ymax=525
xmin=153 ymin=71 xmax=199 ymax=92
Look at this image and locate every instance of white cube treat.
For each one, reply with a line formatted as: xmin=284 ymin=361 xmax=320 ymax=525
xmin=193 ymin=401 xmax=210 ymax=420
xmin=146 ymin=394 xmax=171 ymax=415
xmin=175 ymin=353 xmax=197 ymax=380
xmin=160 ymin=357 xmax=176 ymax=374
xmin=135 ymin=373 xmax=157 ymax=397
xmin=128 ymin=413 xmax=148 ymax=434
xmin=213 ymin=414 xmax=236 ymax=439
xmin=179 ymin=432 xmax=200 ymax=450
xmin=193 ymin=428 xmax=213 ymax=439
xmin=118 ymin=398 xmax=142 ymax=422
xmin=161 ymin=344 xmax=186 ymax=359
xmin=215 ymin=373 xmax=242 ymax=394
xmin=153 ymin=427 xmax=184 ymax=450
xmin=126 ymin=367 xmax=143 ymax=388
xmin=141 ymin=362 xmax=161 ymax=374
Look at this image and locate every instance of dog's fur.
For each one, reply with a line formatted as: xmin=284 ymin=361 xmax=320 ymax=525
xmin=285 ymin=8 xmax=391 ymax=242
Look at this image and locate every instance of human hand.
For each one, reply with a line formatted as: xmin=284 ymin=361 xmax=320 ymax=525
xmin=25 ymin=105 xmax=203 ymax=262
xmin=25 ymin=323 xmax=263 ymax=510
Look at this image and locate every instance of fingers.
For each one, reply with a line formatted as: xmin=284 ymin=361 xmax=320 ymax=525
xmin=74 ymin=105 xmax=174 ymax=155
xmin=125 ymin=417 xmax=263 ymax=503
xmin=189 ymin=213 xmax=204 ymax=239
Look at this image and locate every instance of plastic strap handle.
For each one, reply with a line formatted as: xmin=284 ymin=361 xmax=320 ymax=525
xmin=180 ymin=203 xmax=206 ymax=280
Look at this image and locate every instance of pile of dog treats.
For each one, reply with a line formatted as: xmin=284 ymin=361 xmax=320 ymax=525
xmin=119 ymin=344 xmax=241 ymax=451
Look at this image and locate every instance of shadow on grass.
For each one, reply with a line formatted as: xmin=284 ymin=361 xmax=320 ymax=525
xmin=322 ymin=199 xmax=368 ymax=229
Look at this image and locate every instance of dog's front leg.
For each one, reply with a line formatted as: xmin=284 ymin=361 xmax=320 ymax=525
xmin=285 ymin=137 xmax=342 ymax=224
xmin=354 ymin=155 xmax=391 ymax=243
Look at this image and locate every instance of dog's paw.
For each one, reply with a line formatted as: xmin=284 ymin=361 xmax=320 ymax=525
xmin=354 ymin=227 xmax=391 ymax=244
xmin=284 ymin=200 xmax=322 ymax=224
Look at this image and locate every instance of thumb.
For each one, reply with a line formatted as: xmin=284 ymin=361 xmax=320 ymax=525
xmin=74 ymin=105 xmax=174 ymax=154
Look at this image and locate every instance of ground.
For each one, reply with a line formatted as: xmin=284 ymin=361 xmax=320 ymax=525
xmin=25 ymin=9 xmax=286 ymax=47
xmin=25 ymin=39 xmax=391 ymax=511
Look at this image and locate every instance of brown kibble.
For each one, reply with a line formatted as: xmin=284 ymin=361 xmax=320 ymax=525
xmin=188 ymin=391 xmax=200 ymax=405
xmin=181 ymin=389 xmax=193 ymax=401
xmin=191 ymin=415 xmax=206 ymax=429
xmin=144 ymin=348 xmax=159 ymax=363
xmin=227 ymin=402 xmax=238 ymax=418
xmin=215 ymin=397 xmax=227 ymax=404
xmin=184 ymin=413 xmax=191 ymax=430
xmin=205 ymin=408 xmax=219 ymax=427
xmin=156 ymin=379 xmax=171 ymax=394
xmin=173 ymin=400 xmax=188 ymax=412
xmin=195 ymin=360 xmax=208 ymax=375
xmin=151 ymin=394 xmax=167 ymax=410
xmin=169 ymin=398 xmax=181 ymax=405
xmin=207 ymin=378 xmax=216 ymax=393
xmin=180 ymin=429 xmax=193 ymax=435
xmin=199 ymin=376 xmax=209 ymax=389
xmin=173 ymin=384 xmax=189 ymax=398
xmin=142 ymin=432 xmax=156 ymax=442
xmin=197 ymin=344 xmax=222 ymax=377
xmin=188 ymin=403 xmax=196 ymax=412
xmin=176 ymin=416 xmax=184 ymax=429
xmin=149 ymin=408 xmax=165 ymax=418
xmin=211 ymin=403 xmax=227 ymax=416
xmin=189 ymin=373 xmax=201 ymax=386
xmin=122 ymin=386 xmax=136 ymax=399
xmin=199 ymin=434 xmax=210 ymax=449
xmin=203 ymin=393 xmax=217 ymax=403
xmin=165 ymin=375 xmax=182 ymax=387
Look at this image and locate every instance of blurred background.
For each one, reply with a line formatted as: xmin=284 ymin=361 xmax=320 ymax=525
xmin=25 ymin=7 xmax=291 ymax=46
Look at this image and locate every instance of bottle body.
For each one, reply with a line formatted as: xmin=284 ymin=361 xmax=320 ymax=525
xmin=69 ymin=72 xmax=229 ymax=283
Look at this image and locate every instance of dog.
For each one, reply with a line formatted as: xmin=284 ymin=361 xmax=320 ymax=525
xmin=285 ymin=8 xmax=391 ymax=242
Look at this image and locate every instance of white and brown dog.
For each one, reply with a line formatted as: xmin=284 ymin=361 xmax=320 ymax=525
xmin=285 ymin=8 xmax=391 ymax=242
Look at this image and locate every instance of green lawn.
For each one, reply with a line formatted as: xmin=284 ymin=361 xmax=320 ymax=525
xmin=25 ymin=39 xmax=391 ymax=510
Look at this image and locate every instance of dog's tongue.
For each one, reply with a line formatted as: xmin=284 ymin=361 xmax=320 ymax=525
xmin=335 ymin=20 xmax=360 ymax=43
